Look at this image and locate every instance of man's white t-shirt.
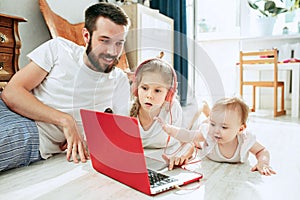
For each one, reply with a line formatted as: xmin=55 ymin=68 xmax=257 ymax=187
xmin=27 ymin=37 xmax=130 ymax=159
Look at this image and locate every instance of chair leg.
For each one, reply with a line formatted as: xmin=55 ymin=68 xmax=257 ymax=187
xmin=274 ymin=86 xmax=278 ymax=117
xmin=274 ymin=85 xmax=286 ymax=117
xmin=281 ymin=85 xmax=285 ymax=111
xmin=240 ymin=83 xmax=243 ymax=97
xmin=251 ymin=86 xmax=256 ymax=112
xmin=278 ymin=85 xmax=286 ymax=116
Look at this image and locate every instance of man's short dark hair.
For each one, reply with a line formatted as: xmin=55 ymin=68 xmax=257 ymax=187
xmin=84 ymin=2 xmax=130 ymax=34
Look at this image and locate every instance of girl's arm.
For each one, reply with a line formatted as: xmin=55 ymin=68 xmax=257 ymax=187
xmin=249 ymin=142 xmax=276 ymax=176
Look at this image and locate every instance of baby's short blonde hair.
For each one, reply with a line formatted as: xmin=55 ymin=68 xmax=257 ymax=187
xmin=212 ymin=97 xmax=249 ymax=125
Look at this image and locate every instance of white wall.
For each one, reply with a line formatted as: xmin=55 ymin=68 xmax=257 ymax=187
xmin=0 ymin=0 xmax=97 ymax=68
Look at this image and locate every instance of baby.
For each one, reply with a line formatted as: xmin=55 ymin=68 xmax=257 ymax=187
xmin=156 ymin=97 xmax=276 ymax=176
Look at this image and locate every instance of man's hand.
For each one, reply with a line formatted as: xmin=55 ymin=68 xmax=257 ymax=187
xmin=61 ymin=114 xmax=89 ymax=163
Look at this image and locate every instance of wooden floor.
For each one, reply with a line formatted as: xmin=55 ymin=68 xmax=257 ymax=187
xmin=0 ymin=105 xmax=300 ymax=200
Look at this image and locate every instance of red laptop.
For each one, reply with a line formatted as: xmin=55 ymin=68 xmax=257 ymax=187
xmin=80 ymin=109 xmax=202 ymax=195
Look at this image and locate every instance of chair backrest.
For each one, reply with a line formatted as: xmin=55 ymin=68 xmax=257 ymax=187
xmin=239 ymin=49 xmax=279 ymax=84
xmin=39 ymin=0 xmax=129 ymax=70
xmin=39 ymin=0 xmax=85 ymax=46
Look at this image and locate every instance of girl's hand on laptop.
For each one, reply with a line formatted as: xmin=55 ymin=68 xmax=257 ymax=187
xmin=162 ymin=142 xmax=194 ymax=170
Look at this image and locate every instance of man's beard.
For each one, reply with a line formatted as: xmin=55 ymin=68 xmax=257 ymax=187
xmin=86 ymin=40 xmax=119 ymax=73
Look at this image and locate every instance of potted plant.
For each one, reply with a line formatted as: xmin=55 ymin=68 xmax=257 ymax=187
xmin=248 ymin=0 xmax=289 ymax=17
xmin=292 ymin=0 xmax=300 ymax=10
xmin=291 ymin=0 xmax=300 ymax=33
xmin=247 ymin=0 xmax=292 ymax=36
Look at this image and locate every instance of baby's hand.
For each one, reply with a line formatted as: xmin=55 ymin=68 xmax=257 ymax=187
xmin=251 ymin=163 xmax=276 ymax=176
xmin=154 ymin=116 xmax=179 ymax=137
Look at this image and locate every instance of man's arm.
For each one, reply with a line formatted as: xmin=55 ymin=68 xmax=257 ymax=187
xmin=2 ymin=62 xmax=61 ymax=122
xmin=1 ymin=62 xmax=89 ymax=163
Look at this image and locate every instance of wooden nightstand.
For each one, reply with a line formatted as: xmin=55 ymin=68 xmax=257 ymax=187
xmin=0 ymin=13 xmax=27 ymax=91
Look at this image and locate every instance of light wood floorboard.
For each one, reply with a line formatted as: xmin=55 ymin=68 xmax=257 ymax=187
xmin=0 ymin=102 xmax=299 ymax=200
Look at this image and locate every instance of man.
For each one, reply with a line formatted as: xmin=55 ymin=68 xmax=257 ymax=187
xmin=0 ymin=2 xmax=130 ymax=171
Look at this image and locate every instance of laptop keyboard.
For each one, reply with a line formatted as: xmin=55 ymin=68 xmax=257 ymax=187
xmin=147 ymin=169 xmax=178 ymax=188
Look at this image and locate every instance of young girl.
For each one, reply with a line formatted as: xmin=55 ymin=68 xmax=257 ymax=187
xmin=156 ymin=97 xmax=276 ymax=176
xmin=130 ymin=58 xmax=194 ymax=169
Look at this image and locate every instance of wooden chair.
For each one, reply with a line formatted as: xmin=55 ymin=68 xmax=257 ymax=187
xmin=239 ymin=49 xmax=286 ymax=117
xmin=39 ymin=0 xmax=129 ymax=70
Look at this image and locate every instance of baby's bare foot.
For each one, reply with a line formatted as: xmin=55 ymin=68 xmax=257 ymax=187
xmin=202 ymin=101 xmax=210 ymax=117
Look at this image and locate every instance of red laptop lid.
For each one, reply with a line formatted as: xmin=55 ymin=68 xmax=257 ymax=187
xmin=80 ymin=109 xmax=151 ymax=195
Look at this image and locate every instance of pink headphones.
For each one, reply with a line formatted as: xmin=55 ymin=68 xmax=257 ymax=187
xmin=132 ymin=58 xmax=177 ymax=103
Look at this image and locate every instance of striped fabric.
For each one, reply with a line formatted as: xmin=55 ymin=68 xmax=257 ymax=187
xmin=0 ymin=97 xmax=41 ymax=172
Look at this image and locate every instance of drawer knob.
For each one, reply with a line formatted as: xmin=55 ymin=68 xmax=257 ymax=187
xmin=0 ymin=33 xmax=8 ymax=43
